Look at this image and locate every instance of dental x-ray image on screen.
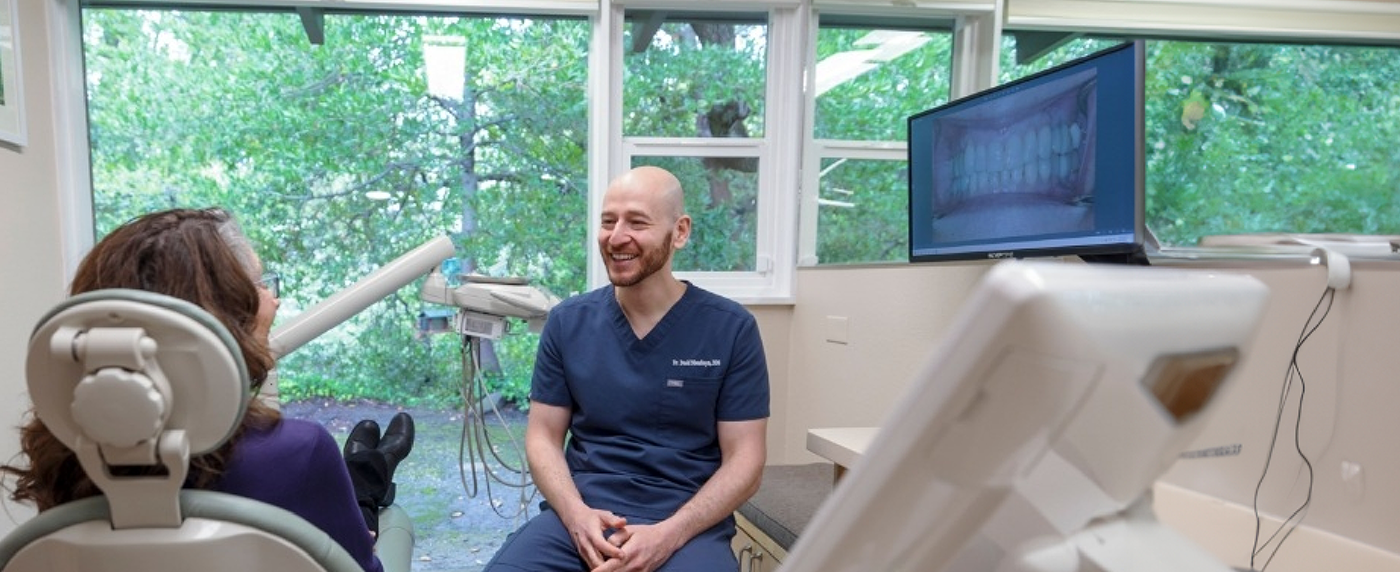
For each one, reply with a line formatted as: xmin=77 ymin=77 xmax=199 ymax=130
xmin=908 ymin=41 xmax=1145 ymax=263
xmin=781 ymin=261 xmax=1269 ymax=572
xmin=929 ymin=68 xmax=1098 ymax=242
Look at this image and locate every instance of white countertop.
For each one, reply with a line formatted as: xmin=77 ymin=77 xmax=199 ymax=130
xmin=805 ymin=426 xmax=878 ymax=470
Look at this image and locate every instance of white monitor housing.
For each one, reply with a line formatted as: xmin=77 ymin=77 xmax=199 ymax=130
xmin=783 ymin=260 xmax=1270 ymax=572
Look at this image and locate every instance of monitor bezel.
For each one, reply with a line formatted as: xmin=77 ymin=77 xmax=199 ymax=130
xmin=906 ymin=40 xmax=1147 ymax=265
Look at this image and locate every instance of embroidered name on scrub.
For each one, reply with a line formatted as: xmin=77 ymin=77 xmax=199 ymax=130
xmin=672 ymin=359 xmax=722 ymax=366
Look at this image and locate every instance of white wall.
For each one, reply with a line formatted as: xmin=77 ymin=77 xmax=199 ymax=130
xmin=0 ymin=0 xmax=70 ymax=531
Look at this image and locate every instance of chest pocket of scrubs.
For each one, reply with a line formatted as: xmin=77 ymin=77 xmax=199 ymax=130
xmin=655 ymin=377 xmax=722 ymax=443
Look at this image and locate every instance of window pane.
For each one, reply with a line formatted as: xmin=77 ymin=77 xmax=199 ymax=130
xmin=808 ymin=24 xmax=950 ymax=266
xmin=630 ymin=155 xmax=759 ymax=272
xmin=1000 ymin=34 xmax=1122 ymax=83
xmin=84 ymin=9 xmax=589 ymax=564
xmin=817 ymin=158 xmax=908 ymax=263
xmin=1144 ymin=41 xmax=1400 ymax=245
xmin=83 ymin=8 xmax=589 ymax=407
xmin=1003 ymin=36 xmax=1400 ymax=246
xmin=623 ymin=11 xmax=767 ymax=138
xmin=815 ymin=26 xmax=953 ymax=141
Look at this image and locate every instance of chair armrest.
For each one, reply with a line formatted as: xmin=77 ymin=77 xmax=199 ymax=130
xmin=375 ymin=504 xmax=415 ymax=572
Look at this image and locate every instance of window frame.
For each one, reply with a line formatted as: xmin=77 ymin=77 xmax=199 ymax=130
xmin=798 ymin=6 xmax=1000 ymax=267
xmin=597 ymin=0 xmax=805 ymax=303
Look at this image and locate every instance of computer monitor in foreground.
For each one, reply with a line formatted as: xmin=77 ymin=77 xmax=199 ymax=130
xmin=783 ymin=261 xmax=1269 ymax=572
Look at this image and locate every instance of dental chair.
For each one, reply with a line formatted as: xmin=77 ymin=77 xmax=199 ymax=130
xmin=0 ymin=289 xmax=413 ymax=572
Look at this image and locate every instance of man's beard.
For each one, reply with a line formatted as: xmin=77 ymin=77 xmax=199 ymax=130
xmin=607 ymin=231 xmax=673 ymax=288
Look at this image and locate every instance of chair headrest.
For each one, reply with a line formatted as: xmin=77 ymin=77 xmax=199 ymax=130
xmin=27 ymin=289 xmax=250 ymax=463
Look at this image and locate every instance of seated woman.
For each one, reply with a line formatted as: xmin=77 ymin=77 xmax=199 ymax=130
xmin=0 ymin=207 xmax=411 ymax=572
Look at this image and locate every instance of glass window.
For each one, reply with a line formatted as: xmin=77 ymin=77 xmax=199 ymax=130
xmin=815 ymin=26 xmax=953 ymax=142
xmin=816 ymin=158 xmax=909 ymax=262
xmin=615 ymin=7 xmax=796 ymax=297
xmin=630 ymin=155 xmax=761 ymax=272
xmin=1144 ymin=40 xmax=1400 ymax=246
xmin=82 ymin=8 xmax=588 ymax=564
xmin=623 ymin=11 xmax=768 ymax=138
xmin=1004 ymin=36 xmax=1400 ymax=247
xmin=1000 ymin=33 xmax=1122 ymax=83
xmin=84 ymin=8 xmax=589 ymax=402
xmin=806 ymin=23 xmax=953 ymax=266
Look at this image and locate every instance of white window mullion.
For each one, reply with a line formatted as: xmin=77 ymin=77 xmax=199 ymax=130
xmin=588 ymin=0 xmax=622 ymax=292
xmin=757 ymin=3 xmax=804 ymax=302
xmin=602 ymin=3 xmax=802 ymax=304
xmin=951 ymin=0 xmax=1002 ymax=98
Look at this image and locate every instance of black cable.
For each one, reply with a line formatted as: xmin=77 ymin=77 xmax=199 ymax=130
xmin=1250 ymin=285 xmax=1333 ymax=571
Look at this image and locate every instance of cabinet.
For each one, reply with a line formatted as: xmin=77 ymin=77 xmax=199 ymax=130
xmin=731 ymin=512 xmax=786 ymax=572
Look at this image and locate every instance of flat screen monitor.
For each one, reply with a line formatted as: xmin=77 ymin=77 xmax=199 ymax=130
xmin=908 ymin=41 xmax=1146 ymax=264
xmin=782 ymin=260 xmax=1270 ymax=572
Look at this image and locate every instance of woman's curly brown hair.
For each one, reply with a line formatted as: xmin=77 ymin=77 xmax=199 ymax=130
xmin=1 ymin=208 xmax=280 ymax=510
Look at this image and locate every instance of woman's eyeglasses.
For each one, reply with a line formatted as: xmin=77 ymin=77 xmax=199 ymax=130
xmin=258 ymin=272 xmax=281 ymax=298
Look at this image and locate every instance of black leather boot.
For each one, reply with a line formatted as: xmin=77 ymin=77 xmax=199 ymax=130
xmin=344 ymin=419 xmax=380 ymax=457
xmin=378 ymin=412 xmax=415 ymax=475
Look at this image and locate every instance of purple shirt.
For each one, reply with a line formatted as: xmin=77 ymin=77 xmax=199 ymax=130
xmin=213 ymin=418 xmax=383 ymax=572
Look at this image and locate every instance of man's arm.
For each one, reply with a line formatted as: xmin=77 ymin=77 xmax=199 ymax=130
xmin=526 ymin=400 xmax=627 ymax=568
xmin=600 ymin=418 xmax=767 ymax=572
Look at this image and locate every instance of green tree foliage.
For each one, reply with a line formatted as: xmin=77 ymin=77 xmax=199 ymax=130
xmin=1004 ymin=37 xmax=1400 ymax=246
xmin=1143 ymin=42 xmax=1400 ymax=245
xmin=623 ymin=17 xmax=768 ymax=272
xmin=813 ymin=28 xmax=954 ymax=264
xmin=624 ymin=19 xmax=768 ymax=138
xmin=84 ymin=9 xmax=590 ymax=406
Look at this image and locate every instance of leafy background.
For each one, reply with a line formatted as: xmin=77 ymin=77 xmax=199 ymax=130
xmin=83 ymin=9 xmax=1400 ymax=408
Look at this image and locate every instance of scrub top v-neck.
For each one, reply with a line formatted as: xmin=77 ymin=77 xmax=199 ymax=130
xmin=530 ymin=282 xmax=770 ymax=520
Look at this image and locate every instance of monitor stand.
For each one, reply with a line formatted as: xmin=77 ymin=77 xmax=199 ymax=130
xmin=1079 ymin=248 xmax=1151 ymax=266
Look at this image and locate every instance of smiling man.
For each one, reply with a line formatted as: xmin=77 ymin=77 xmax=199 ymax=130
xmin=484 ymin=166 xmax=771 ymax=572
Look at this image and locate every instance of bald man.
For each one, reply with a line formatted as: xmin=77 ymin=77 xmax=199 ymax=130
xmin=484 ymin=166 xmax=770 ymax=572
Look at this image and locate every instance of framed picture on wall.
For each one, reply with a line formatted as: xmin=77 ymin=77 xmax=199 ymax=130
xmin=0 ymin=0 xmax=26 ymax=147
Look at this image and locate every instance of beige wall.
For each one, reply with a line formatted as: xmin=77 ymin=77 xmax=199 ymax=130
xmin=1159 ymin=263 xmax=1400 ymax=567
xmin=772 ymin=261 xmax=992 ymax=464
xmin=748 ymin=306 xmax=792 ymax=462
xmin=777 ymin=260 xmax=1400 ymax=570
xmin=0 ymin=0 xmax=71 ymax=530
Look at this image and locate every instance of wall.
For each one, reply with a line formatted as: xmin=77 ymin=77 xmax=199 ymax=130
xmin=0 ymin=0 xmax=70 ymax=531
xmin=776 ymin=261 xmax=991 ymax=464
xmin=779 ymin=260 xmax=1400 ymax=570
xmin=749 ymin=306 xmax=793 ymax=462
xmin=1157 ymin=262 xmax=1400 ymax=569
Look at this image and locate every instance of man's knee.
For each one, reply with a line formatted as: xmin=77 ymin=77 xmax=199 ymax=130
xmin=483 ymin=511 xmax=582 ymax=572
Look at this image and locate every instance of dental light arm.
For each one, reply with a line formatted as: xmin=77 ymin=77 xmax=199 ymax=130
xmin=419 ymin=271 xmax=560 ymax=339
xmin=269 ymin=235 xmax=457 ymax=359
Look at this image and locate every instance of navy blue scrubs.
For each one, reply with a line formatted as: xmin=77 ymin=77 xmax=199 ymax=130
xmin=486 ymin=283 xmax=770 ymax=572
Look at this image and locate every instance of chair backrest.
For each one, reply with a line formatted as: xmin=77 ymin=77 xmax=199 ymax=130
xmin=0 ymin=289 xmax=363 ymax=572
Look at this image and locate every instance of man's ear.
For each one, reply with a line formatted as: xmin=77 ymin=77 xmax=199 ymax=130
xmin=673 ymin=215 xmax=692 ymax=249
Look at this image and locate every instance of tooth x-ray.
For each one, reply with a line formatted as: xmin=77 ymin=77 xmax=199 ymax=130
xmin=929 ymin=68 xmax=1098 ymax=243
